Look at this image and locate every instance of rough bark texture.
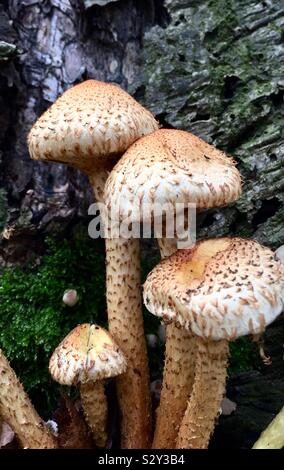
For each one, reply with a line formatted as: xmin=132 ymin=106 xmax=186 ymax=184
xmin=0 ymin=350 xmax=57 ymax=449
xmin=143 ymin=0 xmax=284 ymax=249
xmin=0 ymin=0 xmax=166 ymax=267
xmin=176 ymin=338 xmax=229 ymax=449
xmin=80 ymin=381 xmax=108 ymax=448
xmin=106 ymin=237 xmax=151 ymax=448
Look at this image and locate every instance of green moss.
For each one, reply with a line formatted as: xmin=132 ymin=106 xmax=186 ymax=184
xmin=0 ymin=232 xmax=106 ymax=415
xmin=143 ymin=0 xmax=284 ymax=246
xmin=229 ymin=337 xmax=260 ymax=376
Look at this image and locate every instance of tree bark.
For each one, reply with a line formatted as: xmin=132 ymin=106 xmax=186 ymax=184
xmin=0 ymin=0 xmax=166 ymax=266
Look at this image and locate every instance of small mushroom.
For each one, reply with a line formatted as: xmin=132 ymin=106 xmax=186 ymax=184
xmin=28 ymin=80 xmax=158 ymax=448
xmin=144 ymin=237 xmax=284 ymax=448
xmin=49 ymin=323 xmax=126 ymax=448
xmin=105 ymin=129 xmax=242 ymax=448
xmin=0 ymin=350 xmax=57 ymax=448
xmin=62 ymin=289 xmax=79 ymax=307
xmin=252 ymin=406 xmax=284 ymax=449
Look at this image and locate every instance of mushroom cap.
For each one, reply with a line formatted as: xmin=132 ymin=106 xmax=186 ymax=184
xmin=143 ymin=238 xmax=284 ymax=341
xmin=104 ymin=129 xmax=242 ymax=221
xmin=49 ymin=324 xmax=127 ymax=385
xmin=28 ymin=80 xmax=158 ymax=173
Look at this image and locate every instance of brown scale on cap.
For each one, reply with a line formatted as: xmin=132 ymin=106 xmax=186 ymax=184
xmin=49 ymin=324 xmax=126 ymax=448
xmin=144 ymin=237 xmax=284 ymax=448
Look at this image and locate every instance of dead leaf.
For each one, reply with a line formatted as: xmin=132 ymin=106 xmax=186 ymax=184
xmin=53 ymin=394 xmax=94 ymax=449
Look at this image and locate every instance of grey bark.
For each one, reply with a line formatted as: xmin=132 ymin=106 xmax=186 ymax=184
xmin=143 ymin=0 xmax=284 ymax=249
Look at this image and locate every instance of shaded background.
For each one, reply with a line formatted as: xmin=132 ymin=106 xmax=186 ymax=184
xmin=0 ymin=0 xmax=283 ymax=448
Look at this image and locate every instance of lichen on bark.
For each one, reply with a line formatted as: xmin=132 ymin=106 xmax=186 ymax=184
xmin=142 ymin=0 xmax=284 ymax=248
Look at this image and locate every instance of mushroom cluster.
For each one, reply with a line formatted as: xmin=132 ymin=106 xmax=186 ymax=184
xmin=1 ymin=79 xmax=282 ymax=449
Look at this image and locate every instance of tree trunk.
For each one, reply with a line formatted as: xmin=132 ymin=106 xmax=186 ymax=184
xmin=0 ymin=0 xmax=166 ymax=266
xmin=143 ymin=0 xmax=284 ymax=250
xmin=1 ymin=0 xmax=283 ymax=256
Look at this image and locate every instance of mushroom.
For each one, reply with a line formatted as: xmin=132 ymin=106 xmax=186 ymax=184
xmin=28 ymin=79 xmax=158 ymax=448
xmin=62 ymin=289 xmax=79 ymax=307
xmin=28 ymin=80 xmax=158 ymax=203
xmin=104 ymin=128 xmax=242 ymax=447
xmin=143 ymin=237 xmax=284 ymax=448
xmin=49 ymin=323 xmax=126 ymax=448
xmin=252 ymin=406 xmax=284 ymax=449
xmin=0 ymin=349 xmax=57 ymax=448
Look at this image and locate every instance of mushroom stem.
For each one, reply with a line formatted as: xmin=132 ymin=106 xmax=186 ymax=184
xmin=152 ymin=324 xmax=196 ymax=448
xmin=88 ymin=168 xmax=111 ymax=204
xmin=80 ymin=381 xmax=108 ymax=448
xmin=252 ymin=406 xmax=284 ymax=449
xmin=89 ymin=168 xmax=151 ymax=448
xmin=106 ymin=237 xmax=151 ymax=448
xmin=151 ymin=237 xmax=196 ymax=449
xmin=0 ymin=350 xmax=57 ymax=449
xmin=176 ymin=338 xmax=229 ymax=449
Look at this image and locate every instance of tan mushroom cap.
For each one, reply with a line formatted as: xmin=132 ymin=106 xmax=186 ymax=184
xmin=143 ymin=238 xmax=284 ymax=341
xmin=104 ymin=129 xmax=242 ymax=221
xmin=28 ymin=80 xmax=158 ymax=172
xmin=49 ymin=324 xmax=127 ymax=386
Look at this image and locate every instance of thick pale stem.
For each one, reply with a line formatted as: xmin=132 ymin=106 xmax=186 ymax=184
xmin=252 ymin=406 xmax=284 ymax=449
xmin=106 ymin=237 xmax=151 ymax=449
xmin=80 ymin=381 xmax=108 ymax=448
xmin=152 ymin=237 xmax=196 ymax=449
xmin=89 ymin=170 xmax=151 ymax=448
xmin=88 ymin=168 xmax=110 ymax=203
xmin=176 ymin=338 xmax=229 ymax=449
xmin=152 ymin=325 xmax=196 ymax=448
xmin=0 ymin=350 xmax=57 ymax=449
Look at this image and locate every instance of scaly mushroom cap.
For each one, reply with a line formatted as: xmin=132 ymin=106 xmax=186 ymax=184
xmin=143 ymin=238 xmax=284 ymax=341
xmin=104 ymin=129 xmax=242 ymax=221
xmin=49 ymin=324 xmax=127 ymax=385
xmin=28 ymin=80 xmax=158 ymax=172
